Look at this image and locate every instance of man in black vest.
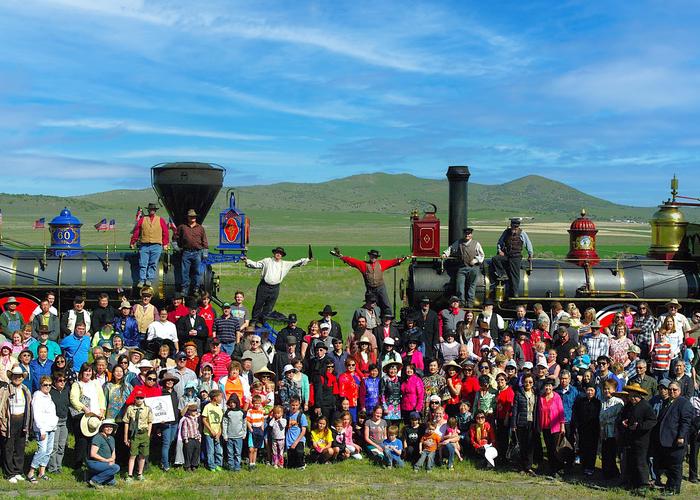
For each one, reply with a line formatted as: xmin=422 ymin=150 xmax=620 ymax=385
xmin=332 ymin=248 xmax=407 ymax=315
xmin=476 ymin=299 xmax=504 ymax=344
xmin=492 ymin=218 xmax=534 ymax=298
xmin=442 ymin=227 xmax=484 ymax=308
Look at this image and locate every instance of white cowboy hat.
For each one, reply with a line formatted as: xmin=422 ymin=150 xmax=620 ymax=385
xmin=80 ymin=415 xmax=103 ymax=438
xmin=484 ymin=444 xmax=498 ymax=467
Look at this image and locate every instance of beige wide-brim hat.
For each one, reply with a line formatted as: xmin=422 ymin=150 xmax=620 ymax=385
xmin=665 ymin=299 xmax=682 ymax=309
xmin=80 ymin=415 xmax=103 ymax=438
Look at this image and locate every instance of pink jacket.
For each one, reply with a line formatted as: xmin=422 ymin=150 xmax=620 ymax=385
xmin=538 ymin=392 xmax=565 ymax=434
xmin=400 ymin=374 xmax=426 ymax=412
xmin=402 ymin=350 xmax=424 ymax=372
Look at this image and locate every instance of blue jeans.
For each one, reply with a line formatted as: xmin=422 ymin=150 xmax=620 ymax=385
xmin=160 ymin=423 xmax=178 ymax=469
xmin=456 ymin=265 xmax=478 ymax=305
xmin=383 ymin=450 xmax=404 ymax=467
xmin=414 ymin=450 xmax=435 ymax=470
xmin=87 ymin=460 xmax=120 ymax=485
xmin=203 ymin=434 xmax=222 ymax=469
xmin=31 ymin=431 xmax=55 ymax=468
xmin=441 ymin=443 xmax=455 ymax=467
xmin=220 ymin=342 xmax=235 ymax=356
xmin=226 ymin=437 xmax=243 ymax=471
xmin=139 ymin=243 xmax=162 ymax=282
xmin=181 ymin=249 xmax=203 ymax=291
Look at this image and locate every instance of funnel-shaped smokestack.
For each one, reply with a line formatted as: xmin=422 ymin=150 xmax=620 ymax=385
xmin=446 ymin=166 xmax=470 ymax=244
xmin=151 ymin=162 xmax=225 ymax=226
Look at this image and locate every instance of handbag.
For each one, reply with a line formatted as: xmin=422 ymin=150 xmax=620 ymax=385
xmin=506 ymin=430 xmax=520 ymax=461
xmin=555 ymin=434 xmax=574 ymax=463
xmin=69 ymin=394 xmax=91 ymax=418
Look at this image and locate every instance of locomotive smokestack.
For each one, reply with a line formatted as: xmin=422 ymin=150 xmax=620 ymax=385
xmin=151 ymin=162 xmax=225 ymax=226
xmin=446 ymin=166 xmax=470 ymax=244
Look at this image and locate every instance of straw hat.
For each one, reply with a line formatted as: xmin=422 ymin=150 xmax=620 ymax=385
xmin=665 ymin=298 xmax=682 ymax=309
xmin=80 ymin=415 xmax=103 ymax=437
xmin=622 ymin=383 xmax=649 ymax=397
xmin=382 ymin=360 xmax=402 ymax=373
xmin=254 ymin=367 xmax=276 ymax=379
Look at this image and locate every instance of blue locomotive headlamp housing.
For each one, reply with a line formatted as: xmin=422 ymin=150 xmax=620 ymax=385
xmin=49 ymin=208 xmax=83 ymax=257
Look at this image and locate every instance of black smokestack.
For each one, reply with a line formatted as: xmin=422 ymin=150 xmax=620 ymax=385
xmin=446 ymin=165 xmax=470 ymax=244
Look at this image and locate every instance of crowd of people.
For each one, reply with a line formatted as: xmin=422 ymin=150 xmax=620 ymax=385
xmin=1 ymin=286 xmax=699 ymax=495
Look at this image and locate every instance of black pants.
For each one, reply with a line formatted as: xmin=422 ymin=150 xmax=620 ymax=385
xmin=516 ymin=423 xmax=535 ymax=471
xmin=495 ymin=422 xmax=510 ymax=467
xmin=1 ymin=415 xmax=26 ymax=477
xmin=287 ymin=442 xmax=305 ymax=469
xmin=367 ymin=284 xmax=392 ymax=315
xmin=542 ymin=429 xmax=561 ymax=474
xmin=183 ymin=439 xmax=201 ymax=469
xmin=491 ymin=255 xmax=522 ymax=297
xmin=601 ymin=437 xmax=619 ymax=479
xmin=689 ymin=428 xmax=700 ymax=481
xmin=252 ymin=281 xmax=280 ymax=323
xmin=72 ymin=414 xmax=91 ymax=466
xmin=659 ymin=446 xmax=685 ymax=493
xmin=578 ymin=426 xmax=599 ymax=471
xmin=622 ymin=445 xmax=649 ymax=489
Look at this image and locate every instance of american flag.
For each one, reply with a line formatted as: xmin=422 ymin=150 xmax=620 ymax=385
xmin=33 ymin=217 xmax=45 ymax=229
xmin=108 ymin=219 xmax=116 ymax=230
xmin=135 ymin=207 xmax=143 ymax=221
xmin=94 ymin=218 xmax=108 ymax=231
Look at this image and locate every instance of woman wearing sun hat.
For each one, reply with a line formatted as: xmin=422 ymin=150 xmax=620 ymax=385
xmin=87 ymin=418 xmax=120 ymax=487
xmin=0 ymin=366 xmax=32 ymax=483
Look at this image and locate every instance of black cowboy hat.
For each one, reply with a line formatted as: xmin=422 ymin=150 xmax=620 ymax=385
xmin=271 ymin=246 xmax=286 ymax=257
xmin=367 ymin=249 xmax=381 ymax=258
xmin=318 ymin=305 xmax=337 ymax=316
xmin=146 ymin=202 xmax=159 ymax=211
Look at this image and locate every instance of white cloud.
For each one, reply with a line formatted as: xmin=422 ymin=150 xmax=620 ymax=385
xmin=40 ymin=118 xmax=271 ymax=141
xmin=117 ymin=147 xmax=317 ymax=166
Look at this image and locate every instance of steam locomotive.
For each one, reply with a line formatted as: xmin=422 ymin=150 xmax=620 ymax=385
xmin=0 ymin=162 xmax=249 ymax=314
xmin=405 ymin=166 xmax=700 ymax=325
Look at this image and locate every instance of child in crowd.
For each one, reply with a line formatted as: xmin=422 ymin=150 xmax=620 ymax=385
xmin=338 ymin=412 xmax=363 ymax=460
xmin=268 ymin=405 xmax=287 ymax=468
xmin=358 ymin=365 xmax=381 ymax=414
xmin=246 ymin=394 xmax=266 ymax=470
xmin=178 ymin=381 xmax=200 ymax=416
xmin=286 ymin=396 xmax=308 ymax=469
xmin=652 ymin=330 xmax=672 ymax=380
xmin=124 ymin=388 xmax=154 ymax=481
xmin=402 ymin=411 xmax=423 ymax=465
xmin=572 ymin=345 xmax=591 ymax=374
xmin=533 ymin=342 xmax=547 ymax=368
xmin=180 ymin=402 xmax=202 ymax=471
xmin=222 ymin=394 xmax=246 ymax=472
xmin=199 ymin=389 xmax=211 ymax=411
xmin=310 ymin=416 xmax=337 ymax=463
xmin=414 ymin=421 xmax=440 ymax=472
xmin=291 ymin=359 xmax=310 ymax=411
xmin=382 ymin=425 xmax=404 ymax=468
xmin=201 ymin=389 xmax=224 ymax=471
xmin=332 ymin=417 xmax=349 ymax=460
xmin=278 ymin=364 xmax=301 ymax=413
xmin=354 ymin=410 xmax=368 ymax=448
xmin=443 ymin=416 xmax=462 ymax=461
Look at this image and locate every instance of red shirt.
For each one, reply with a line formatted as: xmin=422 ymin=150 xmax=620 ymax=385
xmin=199 ymin=304 xmax=216 ymax=337
xmin=460 ymin=376 xmax=480 ymax=406
xmin=168 ymin=304 xmax=189 ymax=324
xmin=200 ymin=352 xmax=231 ymax=382
xmin=495 ymin=386 xmax=515 ymax=422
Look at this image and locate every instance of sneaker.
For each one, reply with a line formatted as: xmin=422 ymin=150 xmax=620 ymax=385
xmin=161 ymin=466 xmax=170 ymax=472
xmin=136 ymin=474 xmax=144 ymax=481
xmin=125 ymin=476 xmax=134 ymax=483
xmin=298 ymin=465 xmax=306 ymax=471
xmin=39 ymin=475 xmax=51 ymax=481
xmin=144 ymin=280 xmax=152 ymax=286
xmin=448 ymin=465 xmax=454 ymax=470
xmin=137 ymin=281 xmax=144 ymax=288
xmin=214 ymin=466 xmax=223 ymax=472
xmin=14 ymin=475 xmax=25 ymax=481
xmin=248 ymin=464 xmax=256 ymax=471
xmin=106 ymin=480 xmax=117 ymax=486
xmin=8 ymin=476 xmax=18 ymax=484
xmin=28 ymin=476 xmax=38 ymax=484
xmin=88 ymin=480 xmax=104 ymax=489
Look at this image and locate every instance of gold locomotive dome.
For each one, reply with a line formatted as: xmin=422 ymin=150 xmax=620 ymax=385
xmin=648 ymin=202 xmax=688 ymax=255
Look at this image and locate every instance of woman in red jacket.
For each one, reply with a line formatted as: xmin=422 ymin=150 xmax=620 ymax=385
xmin=337 ymin=359 xmax=361 ymax=421
xmin=469 ymin=410 xmax=496 ymax=467
xmin=494 ymin=372 xmax=514 ymax=467
xmin=459 ymin=362 xmax=480 ymax=407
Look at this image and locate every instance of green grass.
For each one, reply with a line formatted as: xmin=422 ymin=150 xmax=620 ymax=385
xmin=4 ymin=443 xmax=698 ymax=499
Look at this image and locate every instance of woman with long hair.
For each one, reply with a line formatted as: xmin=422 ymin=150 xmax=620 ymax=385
xmin=70 ymin=363 xmax=106 ymax=466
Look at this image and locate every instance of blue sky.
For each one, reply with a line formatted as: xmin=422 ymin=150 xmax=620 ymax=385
xmin=1 ymin=0 xmax=699 ymax=206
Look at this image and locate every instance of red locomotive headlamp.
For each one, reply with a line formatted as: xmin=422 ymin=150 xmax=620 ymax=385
xmin=567 ymin=209 xmax=600 ymax=266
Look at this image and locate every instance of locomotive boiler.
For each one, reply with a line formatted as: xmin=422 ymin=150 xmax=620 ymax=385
xmin=406 ymin=166 xmax=700 ymax=320
xmin=0 ymin=162 xmax=246 ymax=311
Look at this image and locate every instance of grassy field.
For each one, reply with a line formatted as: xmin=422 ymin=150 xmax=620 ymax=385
xmin=3 ymin=440 xmax=699 ymax=499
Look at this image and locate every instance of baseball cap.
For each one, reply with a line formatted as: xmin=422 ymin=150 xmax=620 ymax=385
xmin=429 ymin=395 xmax=441 ymax=403
xmin=522 ymin=361 xmax=534 ymax=369
xmin=505 ymin=359 xmax=517 ymax=369
xmin=175 ymin=352 xmax=187 ymax=361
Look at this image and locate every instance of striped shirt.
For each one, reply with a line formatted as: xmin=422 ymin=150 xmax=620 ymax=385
xmin=652 ymin=341 xmax=672 ymax=371
xmin=246 ymin=407 xmax=265 ymax=429
xmin=212 ymin=315 xmax=240 ymax=344
xmin=582 ymin=334 xmax=609 ymax=361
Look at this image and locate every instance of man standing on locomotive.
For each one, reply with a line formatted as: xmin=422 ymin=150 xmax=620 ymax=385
xmin=130 ymin=202 xmax=169 ymax=288
xmin=332 ymin=248 xmax=407 ymax=315
xmin=176 ymin=208 xmax=209 ymax=296
xmin=442 ymin=227 xmax=484 ymax=308
xmin=492 ymin=218 xmax=533 ymax=298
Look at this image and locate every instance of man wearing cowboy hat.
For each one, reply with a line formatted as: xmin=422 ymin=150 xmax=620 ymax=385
xmin=29 ymin=325 xmax=61 ymax=361
xmin=0 ymin=297 xmax=25 ymax=337
xmin=476 ymin=299 xmax=505 ymax=344
xmin=175 ymin=208 xmax=209 ymax=296
xmin=332 ymin=248 xmax=407 ymax=315
xmin=0 ymin=366 xmax=32 ymax=483
xmin=657 ymin=299 xmax=691 ymax=358
xmin=130 ymin=202 xmax=170 ymax=288
xmin=176 ymin=300 xmax=209 ymax=356
xmin=442 ymin=227 xmax=485 ymax=308
xmin=352 ymin=293 xmax=382 ymax=331
xmin=374 ymin=311 xmax=400 ymax=353
xmin=275 ymin=313 xmax=305 ymax=352
xmin=114 ymin=300 xmax=140 ymax=348
xmin=318 ymin=305 xmax=342 ymax=340
xmin=492 ymin=217 xmax=534 ymax=298
xmin=617 ymin=383 xmax=656 ymax=492
xmin=439 ymin=296 xmax=466 ymax=341
xmin=242 ymin=247 xmax=311 ymax=323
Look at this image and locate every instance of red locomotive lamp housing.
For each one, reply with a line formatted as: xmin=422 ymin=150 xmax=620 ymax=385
xmin=567 ymin=209 xmax=600 ymax=266
xmin=411 ymin=204 xmax=440 ymax=257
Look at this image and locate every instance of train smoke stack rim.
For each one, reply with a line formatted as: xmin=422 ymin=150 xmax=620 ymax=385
xmin=446 ymin=165 xmax=470 ymax=245
xmin=151 ymin=162 xmax=225 ymax=226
